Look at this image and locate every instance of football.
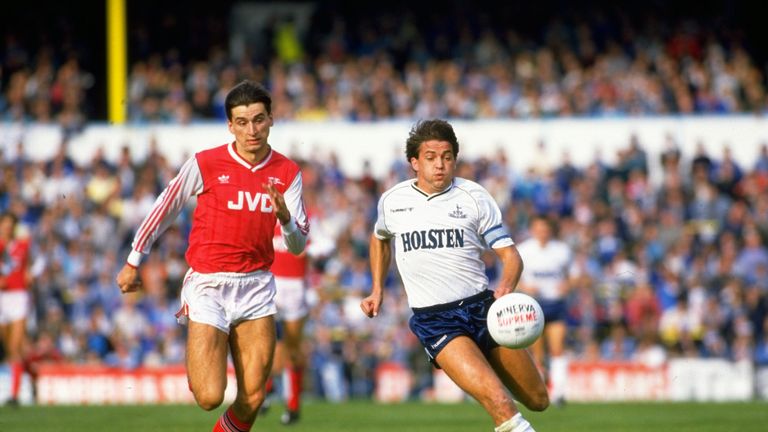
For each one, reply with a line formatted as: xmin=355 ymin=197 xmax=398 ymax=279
xmin=486 ymin=292 xmax=545 ymax=349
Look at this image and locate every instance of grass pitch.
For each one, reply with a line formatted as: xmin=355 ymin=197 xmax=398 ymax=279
xmin=0 ymin=400 xmax=765 ymax=431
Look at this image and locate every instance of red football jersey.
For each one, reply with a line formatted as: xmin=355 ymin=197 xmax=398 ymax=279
xmin=0 ymin=238 xmax=30 ymax=291
xmin=130 ymin=143 xmax=309 ymax=273
xmin=271 ymin=222 xmax=308 ymax=278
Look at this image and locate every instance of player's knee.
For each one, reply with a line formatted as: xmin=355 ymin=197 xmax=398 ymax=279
xmin=524 ymin=390 xmax=550 ymax=412
xmin=237 ymin=388 xmax=267 ymax=415
xmin=193 ymin=390 xmax=225 ymax=411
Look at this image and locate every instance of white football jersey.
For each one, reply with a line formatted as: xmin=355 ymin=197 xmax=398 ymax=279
xmin=516 ymin=238 xmax=572 ymax=301
xmin=374 ymin=177 xmax=513 ymax=308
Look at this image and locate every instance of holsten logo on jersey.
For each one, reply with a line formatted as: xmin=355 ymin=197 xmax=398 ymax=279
xmin=227 ymin=191 xmax=273 ymax=213
xmin=400 ymin=228 xmax=465 ymax=252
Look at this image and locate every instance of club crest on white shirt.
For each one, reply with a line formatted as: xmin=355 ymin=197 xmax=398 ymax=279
xmin=448 ymin=205 xmax=467 ymax=219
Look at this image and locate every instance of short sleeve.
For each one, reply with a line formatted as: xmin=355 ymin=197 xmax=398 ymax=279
xmin=373 ymin=194 xmax=394 ymax=240
xmin=473 ymin=187 xmax=513 ymax=249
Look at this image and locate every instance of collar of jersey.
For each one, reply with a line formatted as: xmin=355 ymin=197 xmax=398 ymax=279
xmin=228 ymin=142 xmax=273 ymax=172
xmin=410 ymin=179 xmax=454 ymax=200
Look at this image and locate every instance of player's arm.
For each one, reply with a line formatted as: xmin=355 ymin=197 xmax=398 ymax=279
xmin=557 ymin=245 xmax=574 ymax=296
xmin=493 ymin=244 xmax=524 ymax=299
xmin=0 ymin=246 xmax=11 ymax=288
xmin=514 ymin=250 xmax=537 ymax=296
xmin=473 ymin=184 xmax=520 ymax=298
xmin=362 ymin=194 xmax=393 ymax=318
xmin=269 ymin=172 xmax=308 ymax=255
xmin=117 ymin=156 xmax=202 ymax=293
xmin=361 ymin=233 xmax=391 ymax=318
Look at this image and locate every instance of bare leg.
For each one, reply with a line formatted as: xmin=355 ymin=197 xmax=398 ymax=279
xmin=280 ymin=317 xmax=305 ymax=422
xmin=228 ymin=315 xmax=276 ymax=423
xmin=488 ymin=346 xmax=550 ymax=411
xmin=543 ymin=321 xmax=568 ymax=402
xmin=2 ymin=318 xmax=27 ymax=404
xmin=435 ymin=336 xmax=519 ymax=425
xmin=186 ymin=321 xmax=230 ymax=410
xmin=282 ymin=318 xmax=305 ymax=369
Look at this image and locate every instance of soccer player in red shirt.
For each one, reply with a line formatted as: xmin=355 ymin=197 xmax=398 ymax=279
xmin=268 ymin=220 xmax=311 ymax=424
xmin=116 ymin=81 xmax=309 ymax=432
xmin=0 ymin=212 xmax=32 ymax=407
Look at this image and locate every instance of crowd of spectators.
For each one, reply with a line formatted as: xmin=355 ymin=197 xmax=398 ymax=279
xmin=2 ymin=2 xmax=768 ymax=401
xmin=1 ymin=132 xmax=768 ymax=400
xmin=2 ymin=2 xmax=768 ymax=125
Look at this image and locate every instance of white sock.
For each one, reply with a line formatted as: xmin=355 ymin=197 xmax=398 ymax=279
xmin=494 ymin=413 xmax=535 ymax=432
xmin=550 ymin=356 xmax=568 ymax=401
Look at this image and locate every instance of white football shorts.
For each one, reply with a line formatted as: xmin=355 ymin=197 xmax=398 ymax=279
xmin=0 ymin=291 xmax=30 ymax=325
xmin=176 ymin=269 xmax=277 ymax=334
xmin=273 ymin=276 xmax=308 ymax=321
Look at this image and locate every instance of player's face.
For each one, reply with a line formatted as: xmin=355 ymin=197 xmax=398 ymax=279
xmin=411 ymin=140 xmax=456 ymax=194
xmin=531 ymin=219 xmax=552 ymax=243
xmin=0 ymin=216 xmax=14 ymax=239
xmin=228 ymin=103 xmax=274 ymax=164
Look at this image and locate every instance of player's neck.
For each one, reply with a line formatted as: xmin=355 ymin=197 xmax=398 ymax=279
xmin=414 ymin=181 xmax=449 ymax=195
xmin=237 ymin=144 xmax=271 ymax=165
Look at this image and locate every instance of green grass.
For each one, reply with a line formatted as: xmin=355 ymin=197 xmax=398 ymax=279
xmin=0 ymin=400 xmax=766 ymax=432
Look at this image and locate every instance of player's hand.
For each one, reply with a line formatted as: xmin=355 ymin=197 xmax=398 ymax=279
xmin=494 ymin=284 xmax=515 ymax=299
xmin=360 ymin=291 xmax=383 ymax=318
xmin=116 ymin=264 xmax=142 ymax=294
xmin=264 ymin=180 xmax=290 ymax=225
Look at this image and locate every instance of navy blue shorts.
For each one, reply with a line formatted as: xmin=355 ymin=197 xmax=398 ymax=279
xmin=275 ymin=319 xmax=284 ymax=341
xmin=409 ymin=290 xmax=498 ymax=368
xmin=539 ymin=298 xmax=567 ymax=323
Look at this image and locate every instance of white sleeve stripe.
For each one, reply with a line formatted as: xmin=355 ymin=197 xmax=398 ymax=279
xmin=483 ymin=224 xmax=509 ymax=246
xmin=296 ymin=219 xmax=309 ymax=235
xmin=135 ymin=173 xmax=185 ymax=252
xmin=482 ymin=224 xmax=504 ymax=237
xmin=488 ymin=234 xmax=511 ymax=248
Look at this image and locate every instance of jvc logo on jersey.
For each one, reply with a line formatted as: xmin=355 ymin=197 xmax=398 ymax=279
xmin=227 ymin=191 xmax=273 ymax=213
xmin=401 ymin=228 xmax=464 ymax=252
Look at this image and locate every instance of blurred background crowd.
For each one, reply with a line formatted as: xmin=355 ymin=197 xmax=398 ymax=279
xmin=2 ymin=0 xmax=768 ymax=401
xmin=2 ymin=1 xmax=768 ymax=126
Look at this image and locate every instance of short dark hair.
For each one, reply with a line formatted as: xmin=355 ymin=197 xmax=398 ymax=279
xmin=0 ymin=212 xmax=18 ymax=226
xmin=405 ymin=119 xmax=460 ymax=162
xmin=224 ymin=80 xmax=272 ymax=121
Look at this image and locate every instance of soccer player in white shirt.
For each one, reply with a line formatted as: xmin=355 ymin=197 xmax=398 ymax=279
xmin=361 ymin=120 xmax=549 ymax=432
xmin=116 ymin=81 xmax=308 ymax=432
xmin=516 ymin=216 xmax=573 ymax=406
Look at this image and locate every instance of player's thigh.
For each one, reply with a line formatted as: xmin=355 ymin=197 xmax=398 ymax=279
xmin=186 ymin=321 xmax=230 ymax=395
xmin=282 ymin=318 xmax=305 ymax=349
xmin=435 ymin=336 xmax=511 ymax=401
xmin=5 ymin=318 xmax=26 ymax=355
xmin=272 ymin=340 xmax=286 ymax=373
xmin=488 ymin=346 xmax=549 ymax=411
xmin=544 ymin=321 xmax=567 ymax=355
xmin=0 ymin=323 xmax=9 ymax=347
xmin=229 ymin=315 xmax=276 ymax=396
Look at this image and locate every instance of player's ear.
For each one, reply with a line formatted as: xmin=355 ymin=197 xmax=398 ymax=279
xmin=409 ymin=157 xmax=419 ymax=172
xmin=268 ymin=115 xmax=274 ymax=127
